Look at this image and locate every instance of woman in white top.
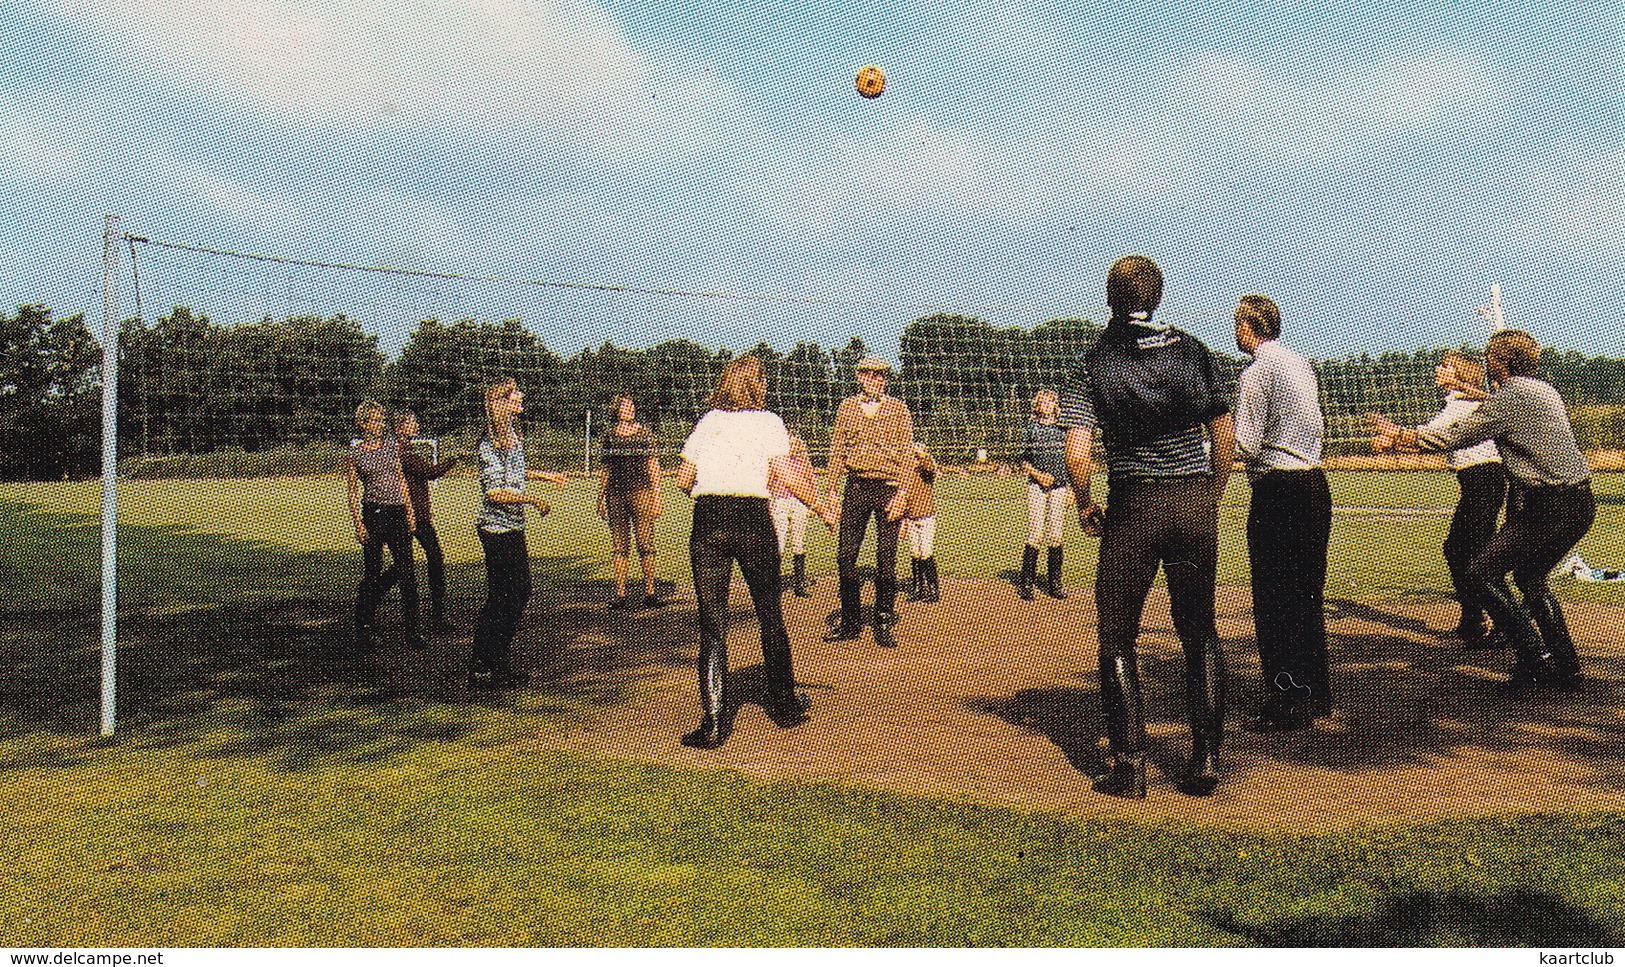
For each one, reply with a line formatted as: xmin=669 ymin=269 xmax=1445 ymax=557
xmin=1420 ymin=352 xmax=1506 ymax=647
xmin=673 ymin=356 xmax=836 ymax=749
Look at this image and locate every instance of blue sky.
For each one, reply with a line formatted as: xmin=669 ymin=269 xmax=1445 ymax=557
xmin=0 ymin=0 xmax=1619 ymax=361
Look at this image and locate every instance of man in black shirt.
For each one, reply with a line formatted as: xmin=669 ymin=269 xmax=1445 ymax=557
xmin=1061 ymin=255 xmax=1236 ymax=798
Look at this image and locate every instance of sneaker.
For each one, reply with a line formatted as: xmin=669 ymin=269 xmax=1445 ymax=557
xmin=643 ymin=593 xmax=665 ymax=609
xmin=404 ymin=631 xmax=430 ymax=651
xmin=608 ymin=595 xmax=632 ymax=611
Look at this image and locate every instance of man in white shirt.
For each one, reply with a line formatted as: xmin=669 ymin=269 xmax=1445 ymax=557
xmin=1233 ymin=294 xmax=1332 ymax=731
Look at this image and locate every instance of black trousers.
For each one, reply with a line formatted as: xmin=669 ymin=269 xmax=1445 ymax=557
xmin=357 ymin=502 xmax=417 ymax=632
xmin=1465 ymin=480 xmax=1594 ymax=658
xmin=472 ymin=528 xmax=531 ymax=674
xmin=836 ymin=476 xmax=902 ymax=615
xmin=1443 ymin=463 xmax=1507 ymax=627
xmin=690 ymin=496 xmax=795 ymax=692
xmin=1096 ymin=476 xmax=1224 ymax=752
xmin=1246 ymin=468 xmax=1333 ymax=707
xmin=413 ymin=520 xmax=448 ymax=616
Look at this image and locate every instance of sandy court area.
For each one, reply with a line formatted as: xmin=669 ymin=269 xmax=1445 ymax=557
xmin=525 ymin=579 xmax=1625 ymax=832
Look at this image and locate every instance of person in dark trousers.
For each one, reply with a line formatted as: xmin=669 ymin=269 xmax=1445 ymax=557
xmin=1062 ymin=255 xmax=1235 ymax=799
xmin=597 ymin=395 xmax=665 ymax=610
xmin=1233 ymin=294 xmax=1333 ymax=731
xmin=674 ymin=355 xmax=836 ymax=749
xmin=1019 ymin=389 xmax=1072 ymax=601
xmin=1373 ymin=329 xmax=1595 ymax=691
xmin=393 ymin=410 xmax=459 ymax=632
xmin=1418 ymin=353 xmax=1507 ymax=647
xmin=469 ymin=378 xmax=567 ymax=689
xmin=347 ymin=399 xmax=424 ymax=654
xmin=824 ymin=356 xmax=916 ymax=648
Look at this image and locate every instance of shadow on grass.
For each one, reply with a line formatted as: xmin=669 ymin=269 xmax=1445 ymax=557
xmin=0 ymin=500 xmax=698 ymax=771
xmin=1200 ymin=887 xmax=1620 ymax=946
xmin=968 ymin=588 xmax=1625 ymax=790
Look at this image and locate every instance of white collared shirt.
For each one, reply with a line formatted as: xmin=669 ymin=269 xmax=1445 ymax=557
xmin=1420 ymin=392 xmax=1501 ymax=471
xmin=1234 ymin=339 xmax=1325 ymax=479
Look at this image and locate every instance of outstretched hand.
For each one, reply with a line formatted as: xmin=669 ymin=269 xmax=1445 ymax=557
xmin=1368 ymin=412 xmax=1402 ymax=453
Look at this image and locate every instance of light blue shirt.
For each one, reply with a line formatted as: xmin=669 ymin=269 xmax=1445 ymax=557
xmin=477 ymin=436 xmax=528 ymax=533
xmin=1234 ymin=340 xmax=1324 ymax=480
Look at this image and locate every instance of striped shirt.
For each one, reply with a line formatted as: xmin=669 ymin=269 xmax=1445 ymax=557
xmin=1021 ymin=420 xmax=1071 ymax=490
xmin=351 ymin=438 xmax=406 ymax=505
xmin=477 ymin=436 xmax=529 ymax=533
xmin=1234 ymin=339 xmax=1324 ymax=480
xmin=1059 ymin=359 xmax=1215 ymax=479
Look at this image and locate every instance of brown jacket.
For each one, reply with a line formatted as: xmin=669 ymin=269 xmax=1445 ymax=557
xmin=827 ymin=394 xmax=916 ymax=484
xmin=903 ymin=448 xmax=937 ymax=519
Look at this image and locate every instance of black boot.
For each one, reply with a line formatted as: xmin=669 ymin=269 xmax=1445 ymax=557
xmin=873 ymin=609 xmax=900 ymax=648
xmin=921 ymin=557 xmax=940 ymax=603
xmin=1179 ymin=638 xmax=1226 ymax=796
xmin=763 ymin=687 xmax=812 ymax=727
xmin=681 ymin=640 xmax=731 ymax=749
xmin=1479 ymin=577 xmax=1558 ymax=687
xmin=1044 ymin=546 xmax=1068 ymax=599
xmin=792 ymin=554 xmax=812 ymax=597
xmin=1526 ymin=585 xmax=1583 ymax=687
xmin=1017 ymin=546 xmax=1038 ymax=601
xmin=905 ymin=558 xmax=925 ymax=602
xmin=1094 ymin=654 xmax=1148 ymax=799
xmin=824 ymin=577 xmax=864 ymax=641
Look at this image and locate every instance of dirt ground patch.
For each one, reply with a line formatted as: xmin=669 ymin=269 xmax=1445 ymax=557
xmin=525 ymin=580 xmax=1625 ymax=832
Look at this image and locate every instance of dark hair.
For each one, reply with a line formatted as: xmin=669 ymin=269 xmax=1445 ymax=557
xmin=608 ymin=395 xmax=636 ymax=426
xmin=1487 ymin=330 xmax=1541 ymax=377
xmin=707 ymin=356 xmax=766 ymax=411
xmin=1106 ymin=255 xmax=1163 ymax=316
xmin=1236 ymin=293 xmax=1282 ymax=340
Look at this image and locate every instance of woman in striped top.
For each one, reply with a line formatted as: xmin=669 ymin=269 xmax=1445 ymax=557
xmin=469 ymin=378 xmax=567 ymax=689
xmin=346 ymin=399 xmax=423 ymax=655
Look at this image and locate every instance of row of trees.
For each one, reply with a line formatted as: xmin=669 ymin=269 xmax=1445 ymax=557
xmin=5 ymin=303 xmax=1625 ymax=479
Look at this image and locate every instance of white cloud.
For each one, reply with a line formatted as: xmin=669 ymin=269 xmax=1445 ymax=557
xmin=741 ymin=47 xmax=1502 ymax=235
xmin=43 ymin=0 xmax=750 ymax=161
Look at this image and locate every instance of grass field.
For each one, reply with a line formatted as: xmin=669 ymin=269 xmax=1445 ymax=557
xmin=3 ymin=472 xmax=1624 ymax=946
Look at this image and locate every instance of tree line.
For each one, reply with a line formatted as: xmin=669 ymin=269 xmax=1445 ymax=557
xmin=4 ymin=303 xmax=1625 ymax=479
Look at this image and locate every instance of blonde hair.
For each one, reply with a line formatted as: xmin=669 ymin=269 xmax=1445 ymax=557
xmin=1032 ymin=389 xmax=1059 ymax=416
xmin=1440 ymin=352 xmax=1486 ymax=390
xmin=1236 ymin=293 xmax=1282 ymax=340
xmin=355 ymin=399 xmax=384 ymax=430
xmin=484 ymin=377 xmax=519 ymax=447
xmin=1487 ymin=330 xmax=1541 ymax=378
xmin=707 ymin=356 xmax=766 ymax=411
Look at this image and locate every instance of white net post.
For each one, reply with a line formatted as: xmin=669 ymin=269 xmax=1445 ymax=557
xmin=99 ymin=214 xmax=121 ymax=737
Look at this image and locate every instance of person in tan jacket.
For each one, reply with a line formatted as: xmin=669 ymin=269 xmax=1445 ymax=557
xmin=902 ymin=443 xmax=939 ymax=603
xmin=824 ymin=356 xmax=916 ymax=647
